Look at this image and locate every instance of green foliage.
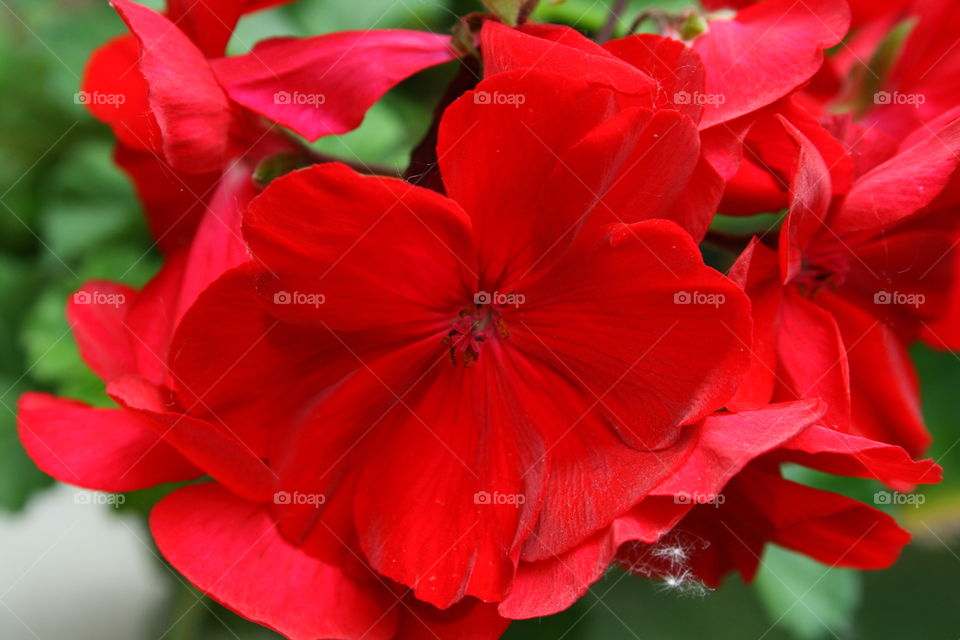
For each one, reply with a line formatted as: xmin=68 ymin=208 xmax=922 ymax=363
xmin=754 ymin=547 xmax=862 ymax=640
xmin=531 ymin=0 xmax=696 ymax=36
xmin=0 ymin=0 xmax=157 ymax=512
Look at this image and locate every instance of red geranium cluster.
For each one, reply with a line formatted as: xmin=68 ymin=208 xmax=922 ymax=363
xmin=18 ymin=0 xmax=957 ymax=637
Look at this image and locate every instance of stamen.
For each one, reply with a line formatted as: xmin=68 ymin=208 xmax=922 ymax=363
xmin=444 ymin=304 xmax=510 ymax=367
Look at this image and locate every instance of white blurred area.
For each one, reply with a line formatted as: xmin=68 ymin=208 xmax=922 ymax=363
xmin=0 ymin=485 xmax=169 ymax=640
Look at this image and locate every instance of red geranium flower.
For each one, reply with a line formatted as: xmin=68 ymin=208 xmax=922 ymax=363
xmin=138 ymin=68 xmax=750 ymax=631
xmin=726 ymin=115 xmax=960 ymax=455
xmin=81 ymin=0 xmax=460 ymax=251
xmin=477 ymin=0 xmax=850 ymax=235
xmin=19 ymin=7 xmax=949 ymax=636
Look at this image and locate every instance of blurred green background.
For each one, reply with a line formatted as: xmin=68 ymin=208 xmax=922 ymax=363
xmin=0 ymin=0 xmax=957 ymax=638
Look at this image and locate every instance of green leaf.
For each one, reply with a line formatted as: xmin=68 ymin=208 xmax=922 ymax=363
xmin=18 ymin=285 xmax=104 ymax=404
xmin=710 ymin=211 xmax=786 ymax=237
xmin=753 ymin=546 xmax=862 ymax=640
xmin=310 ymin=92 xmax=437 ymax=170
xmin=531 ymin=0 xmax=697 ymax=36
xmin=482 ymin=0 xmax=539 ymax=26
xmin=0 ymin=257 xmax=38 ymax=375
xmin=284 ymin=0 xmax=447 ymax=35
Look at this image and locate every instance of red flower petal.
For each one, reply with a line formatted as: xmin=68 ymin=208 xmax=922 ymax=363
xmin=81 ymin=35 xmax=161 ymax=154
xmin=603 ymin=33 xmax=707 ymax=122
xmin=516 ymin=220 xmax=751 ymax=453
xmin=776 ymin=115 xmax=833 ymax=283
xmin=67 ymin=281 xmax=137 ymax=381
xmin=439 ymin=71 xmax=708 ymax=284
xmin=151 ymin=483 xmax=398 ymax=640
xmin=113 ymin=145 xmax=221 ymax=254
xmin=717 ymin=152 xmax=789 ymax=216
xmin=395 ymin=597 xmax=511 ymax=639
xmin=878 ymin=1 xmax=960 ymax=136
xmin=111 ymin=0 xmax=231 ymax=172
xmin=264 ymin=332 xmax=544 ymax=608
xmin=780 ymin=425 xmax=942 ymax=487
xmin=516 ymin=220 xmax=751 ymax=560
xmin=721 ymin=99 xmax=853 ymax=217
xmin=818 ymin=292 xmax=930 ymax=455
xmin=834 ymin=117 xmax=960 ymax=235
xmin=694 ymin=0 xmax=850 ymax=127
xmin=727 ymin=239 xmax=782 ymax=410
xmin=776 ymin=288 xmax=852 ymax=429
xmin=841 ymin=230 xmax=956 ymax=334
xmin=753 ymin=472 xmax=911 ymax=571
xmin=122 ymin=252 xmax=192 ymax=386
xmin=211 ymin=30 xmax=458 ymax=141
xmin=169 ymin=162 xmax=254 ymax=317
xmin=121 ymin=166 xmax=253 ymax=386
xmin=166 ymin=0 xmax=294 ymax=58
xmin=500 ymin=498 xmax=688 ymax=619
xmin=652 ymin=400 xmax=825 ymax=499
xmin=169 ymin=266 xmax=372 ymax=458
xmin=244 ymin=163 xmax=475 ymax=333
xmin=633 ymin=466 xmax=911 ymax=586
xmin=17 ymin=393 xmax=199 ymax=492
xmin=504 ymin=401 xmax=822 ymax=618
xmin=108 ymin=375 xmax=275 ymax=503
xmin=481 ymin=22 xmax=656 ymax=99
xmin=350 ymin=346 xmax=548 ymax=608
xmin=478 ymin=28 xmax=722 ymax=236
xmin=439 ymin=70 xmax=625 ymax=287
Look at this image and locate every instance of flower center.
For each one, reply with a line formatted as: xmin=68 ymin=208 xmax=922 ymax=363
xmin=794 ymin=247 xmax=851 ymax=293
xmin=443 ymin=304 xmax=510 ymax=367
